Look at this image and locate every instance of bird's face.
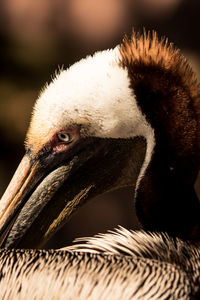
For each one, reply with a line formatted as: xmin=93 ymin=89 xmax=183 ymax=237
xmin=0 ymin=47 xmax=152 ymax=248
xmin=26 ymin=48 xmax=153 ymax=153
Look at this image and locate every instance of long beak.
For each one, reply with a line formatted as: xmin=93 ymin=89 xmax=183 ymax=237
xmin=0 ymin=137 xmax=146 ymax=249
xmin=0 ymin=155 xmax=43 ymax=246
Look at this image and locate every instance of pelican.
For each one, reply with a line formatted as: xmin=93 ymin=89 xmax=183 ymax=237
xmin=0 ymin=31 xmax=200 ymax=299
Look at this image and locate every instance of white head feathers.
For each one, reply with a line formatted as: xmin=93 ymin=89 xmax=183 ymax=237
xmin=26 ymin=47 xmax=154 ymax=152
xmin=26 ymin=46 xmax=155 ymax=189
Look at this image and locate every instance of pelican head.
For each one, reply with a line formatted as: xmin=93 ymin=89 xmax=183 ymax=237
xmin=0 ymin=31 xmax=200 ymax=248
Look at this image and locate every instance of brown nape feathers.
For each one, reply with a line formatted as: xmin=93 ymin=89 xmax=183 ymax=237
xmin=119 ymin=30 xmax=200 ymax=144
xmin=119 ymin=30 xmax=200 ymax=161
xmin=119 ymin=30 xmax=199 ymax=99
xmin=119 ymin=31 xmax=200 ymax=242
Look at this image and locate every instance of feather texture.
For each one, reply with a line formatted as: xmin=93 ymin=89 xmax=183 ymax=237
xmin=1 ymin=228 xmax=199 ymax=299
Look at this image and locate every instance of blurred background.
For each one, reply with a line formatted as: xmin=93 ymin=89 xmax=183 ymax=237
xmin=0 ymin=0 xmax=200 ymax=248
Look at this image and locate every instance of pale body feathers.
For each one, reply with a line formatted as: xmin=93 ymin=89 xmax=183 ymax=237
xmin=0 ymin=228 xmax=197 ymax=299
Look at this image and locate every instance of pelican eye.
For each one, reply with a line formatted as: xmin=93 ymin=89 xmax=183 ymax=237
xmin=57 ymin=132 xmax=71 ymax=143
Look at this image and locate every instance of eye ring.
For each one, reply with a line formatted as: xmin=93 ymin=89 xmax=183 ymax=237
xmin=57 ymin=132 xmax=71 ymax=143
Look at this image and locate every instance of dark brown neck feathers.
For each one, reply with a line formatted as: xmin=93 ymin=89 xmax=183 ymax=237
xmin=119 ymin=31 xmax=200 ymax=243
